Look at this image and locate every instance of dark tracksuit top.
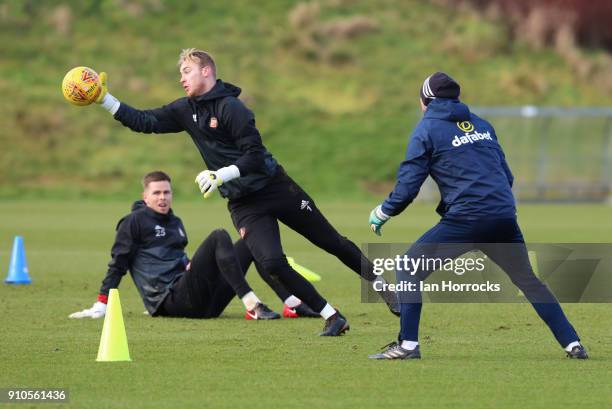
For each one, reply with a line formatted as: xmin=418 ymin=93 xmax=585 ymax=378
xmin=113 ymin=80 xmax=279 ymax=200
xmin=382 ymin=98 xmax=516 ymax=220
xmin=99 ymin=201 xmax=189 ymax=315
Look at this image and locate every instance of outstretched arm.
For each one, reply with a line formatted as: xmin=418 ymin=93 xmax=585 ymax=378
xmin=112 ymin=102 xmax=184 ymax=134
xmin=381 ymin=128 xmax=432 ymax=217
xmin=96 ymin=71 xmax=184 ymax=134
xmin=369 ymin=127 xmax=432 ymax=236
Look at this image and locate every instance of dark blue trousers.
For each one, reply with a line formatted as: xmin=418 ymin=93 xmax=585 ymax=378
xmin=398 ymin=217 xmax=579 ymax=348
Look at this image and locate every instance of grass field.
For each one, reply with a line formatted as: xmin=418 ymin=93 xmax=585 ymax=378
xmin=0 ymin=200 xmax=611 ymax=409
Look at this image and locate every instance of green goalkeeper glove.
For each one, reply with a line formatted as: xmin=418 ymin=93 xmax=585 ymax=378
xmin=369 ymin=205 xmax=391 ymax=236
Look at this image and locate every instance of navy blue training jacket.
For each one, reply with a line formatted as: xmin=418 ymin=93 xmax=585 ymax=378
xmin=381 ymin=98 xmax=516 ymax=220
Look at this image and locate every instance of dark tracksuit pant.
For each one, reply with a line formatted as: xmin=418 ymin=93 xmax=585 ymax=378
xmin=159 ymin=229 xmax=253 ymax=318
xmin=399 ymin=217 xmax=580 ymax=348
xmin=233 ymin=240 xmax=293 ymax=302
xmin=229 ymin=170 xmax=377 ymax=313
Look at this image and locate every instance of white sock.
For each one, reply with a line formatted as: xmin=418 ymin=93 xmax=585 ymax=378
xmin=241 ymin=291 xmax=261 ymax=311
xmin=401 ymin=340 xmax=419 ymax=350
xmin=319 ymin=303 xmax=337 ymax=320
xmin=101 ymin=93 xmax=120 ymax=115
xmin=284 ymin=295 xmax=302 ymax=308
xmin=565 ymin=341 xmax=581 ymax=352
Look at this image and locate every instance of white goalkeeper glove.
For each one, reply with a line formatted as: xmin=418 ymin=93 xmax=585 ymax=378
xmin=68 ymin=301 xmax=107 ymax=319
xmin=195 ymin=165 xmax=240 ymax=199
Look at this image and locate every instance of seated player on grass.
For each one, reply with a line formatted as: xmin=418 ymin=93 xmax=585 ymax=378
xmin=69 ymin=171 xmax=319 ymax=321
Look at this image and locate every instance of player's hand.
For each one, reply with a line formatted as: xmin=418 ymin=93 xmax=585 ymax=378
xmin=195 ymin=170 xmax=223 ymax=199
xmin=95 ymin=72 xmax=108 ymax=104
xmin=195 ymin=165 xmax=240 ymax=199
xmin=369 ymin=205 xmax=390 ymax=236
xmin=68 ymin=301 xmax=107 ymax=319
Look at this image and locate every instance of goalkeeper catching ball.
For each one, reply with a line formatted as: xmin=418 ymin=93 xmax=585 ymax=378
xmin=75 ymin=49 xmax=401 ymax=336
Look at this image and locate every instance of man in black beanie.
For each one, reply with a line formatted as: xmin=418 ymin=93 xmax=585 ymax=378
xmin=367 ymin=72 xmax=588 ymax=360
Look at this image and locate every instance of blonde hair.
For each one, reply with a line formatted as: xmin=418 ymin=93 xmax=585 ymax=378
xmin=178 ymin=48 xmax=216 ymax=76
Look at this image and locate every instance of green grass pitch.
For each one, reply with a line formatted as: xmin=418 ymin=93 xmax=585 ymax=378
xmin=0 ymin=200 xmax=610 ymax=408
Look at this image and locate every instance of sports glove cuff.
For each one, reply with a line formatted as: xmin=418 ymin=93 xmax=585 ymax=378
xmin=100 ymin=93 xmax=120 ymax=115
xmin=216 ymin=165 xmax=240 ymax=183
xmin=375 ymin=205 xmax=391 ymax=221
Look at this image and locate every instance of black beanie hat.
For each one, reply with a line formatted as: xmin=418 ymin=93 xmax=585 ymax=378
xmin=420 ymin=72 xmax=460 ymax=106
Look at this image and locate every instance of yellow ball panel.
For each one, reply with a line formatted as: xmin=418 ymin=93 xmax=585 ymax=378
xmin=61 ymin=66 xmax=101 ymax=106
